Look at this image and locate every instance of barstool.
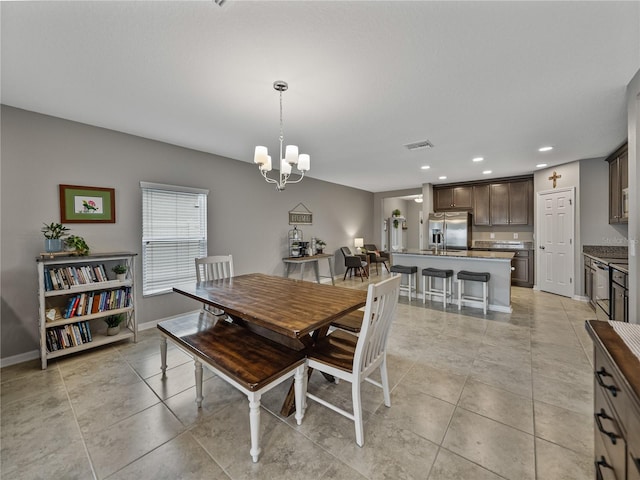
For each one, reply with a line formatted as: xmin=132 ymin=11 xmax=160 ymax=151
xmin=457 ymin=270 xmax=491 ymax=314
xmin=421 ymin=268 xmax=454 ymax=306
xmin=390 ymin=265 xmax=418 ymax=300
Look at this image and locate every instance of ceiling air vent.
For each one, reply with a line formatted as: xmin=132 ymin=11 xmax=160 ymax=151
xmin=404 ymin=140 xmax=434 ymax=151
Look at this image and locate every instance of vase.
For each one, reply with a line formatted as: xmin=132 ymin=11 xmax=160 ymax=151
xmin=116 ymin=273 xmax=126 ymax=281
xmin=107 ymin=326 xmax=120 ymax=336
xmin=44 ymin=239 xmax=63 ymax=253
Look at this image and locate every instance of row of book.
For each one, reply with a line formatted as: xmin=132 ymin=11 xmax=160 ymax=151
xmin=44 ymin=264 xmax=113 ymax=291
xmin=46 ymin=321 xmax=92 ymax=352
xmin=58 ymin=287 xmax=132 ymax=319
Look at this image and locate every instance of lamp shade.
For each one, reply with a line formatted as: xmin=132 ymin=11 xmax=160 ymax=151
xmin=254 ymin=146 xmax=268 ymax=165
xmin=354 ymin=238 xmax=364 ymax=248
xmin=285 ymin=145 xmax=299 ymax=164
xmin=280 ymin=159 xmax=292 ymax=175
xmin=297 ymin=154 xmax=310 ymax=171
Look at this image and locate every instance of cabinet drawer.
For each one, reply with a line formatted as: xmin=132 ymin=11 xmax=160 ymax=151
xmin=628 ymin=404 xmax=640 ymax=480
xmin=611 ymin=270 xmax=627 ymax=288
xmin=595 ymin=348 xmax=629 ymax=428
xmin=595 ymin=430 xmax=621 ymax=480
xmin=595 ymin=382 xmax=626 ymax=475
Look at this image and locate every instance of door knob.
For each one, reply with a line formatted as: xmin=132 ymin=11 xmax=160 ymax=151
xmin=539 ymin=246 xmax=545 ymax=250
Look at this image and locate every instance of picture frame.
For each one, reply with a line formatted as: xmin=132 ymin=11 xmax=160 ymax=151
xmin=59 ymin=184 xmax=116 ymax=223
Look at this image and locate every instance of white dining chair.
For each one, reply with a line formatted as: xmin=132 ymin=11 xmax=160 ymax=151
xmin=304 ymin=275 xmax=401 ymax=446
xmin=195 ymin=255 xmax=234 ymax=317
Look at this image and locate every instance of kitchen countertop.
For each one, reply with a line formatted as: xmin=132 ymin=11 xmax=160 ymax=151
xmin=473 ymin=241 xmax=534 ymax=250
xmin=393 ymin=249 xmax=514 ymax=260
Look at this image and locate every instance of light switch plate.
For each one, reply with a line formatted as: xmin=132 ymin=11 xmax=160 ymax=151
xmin=513 ymin=233 xmax=519 ymax=239
xmin=490 ymin=233 xmax=495 ymax=239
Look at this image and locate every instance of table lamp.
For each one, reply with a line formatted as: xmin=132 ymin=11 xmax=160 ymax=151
xmin=354 ymin=237 xmax=364 ymax=253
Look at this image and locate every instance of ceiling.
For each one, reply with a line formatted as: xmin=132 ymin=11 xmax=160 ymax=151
xmin=2 ymin=1 xmax=639 ymax=193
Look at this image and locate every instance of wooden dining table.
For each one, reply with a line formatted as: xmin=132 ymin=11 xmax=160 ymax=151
xmin=173 ymin=272 xmax=368 ymax=415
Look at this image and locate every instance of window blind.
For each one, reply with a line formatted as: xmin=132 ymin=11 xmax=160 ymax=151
xmin=141 ymin=182 xmax=208 ymax=296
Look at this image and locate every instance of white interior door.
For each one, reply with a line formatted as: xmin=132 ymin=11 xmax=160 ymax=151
xmin=537 ymin=187 xmax=575 ymax=297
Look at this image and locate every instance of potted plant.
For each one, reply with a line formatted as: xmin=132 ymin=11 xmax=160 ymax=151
xmin=392 ymin=209 xmax=402 ymax=217
xmin=104 ymin=314 xmax=124 ymax=336
xmin=41 ymin=222 xmax=70 ymax=252
xmin=315 ymin=239 xmax=326 ymax=254
xmin=65 ymin=235 xmax=90 ymax=256
xmin=112 ymin=264 xmax=127 ymax=281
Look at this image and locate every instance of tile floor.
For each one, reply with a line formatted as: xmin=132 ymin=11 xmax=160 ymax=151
xmin=1 ymin=273 xmax=597 ymax=479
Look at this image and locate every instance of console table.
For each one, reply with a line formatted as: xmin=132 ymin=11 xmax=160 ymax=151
xmin=283 ymin=253 xmax=335 ymax=285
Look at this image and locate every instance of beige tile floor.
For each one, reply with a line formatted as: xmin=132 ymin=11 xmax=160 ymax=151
xmin=1 ymin=273 xmax=597 ymax=479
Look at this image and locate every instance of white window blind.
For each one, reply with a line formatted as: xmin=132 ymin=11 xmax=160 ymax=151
xmin=141 ymin=182 xmax=208 ymax=296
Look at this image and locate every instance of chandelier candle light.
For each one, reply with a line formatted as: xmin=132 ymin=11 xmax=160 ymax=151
xmin=254 ymin=81 xmax=310 ymax=191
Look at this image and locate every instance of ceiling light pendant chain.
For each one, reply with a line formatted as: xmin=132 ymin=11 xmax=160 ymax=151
xmin=253 ymin=80 xmax=310 ymax=191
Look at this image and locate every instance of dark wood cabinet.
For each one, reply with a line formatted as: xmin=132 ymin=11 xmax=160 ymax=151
xmin=490 ymin=180 xmax=531 ymax=226
xmin=508 ymin=180 xmax=531 ymax=225
xmin=587 ymin=321 xmax=640 ymax=480
xmin=489 ymin=183 xmax=510 ymax=225
xmin=473 ymin=184 xmax=491 ymax=226
xmin=607 ymin=143 xmax=628 ymax=224
xmin=434 ymin=186 xmax=473 ymax=211
xmin=510 ymin=250 xmax=533 ymax=287
xmin=434 ymin=176 xmax=533 ymax=226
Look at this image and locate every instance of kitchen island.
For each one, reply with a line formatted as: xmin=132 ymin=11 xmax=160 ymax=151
xmin=391 ymin=249 xmax=515 ymax=312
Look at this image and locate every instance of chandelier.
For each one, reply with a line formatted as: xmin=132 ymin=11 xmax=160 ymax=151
xmin=254 ymin=81 xmax=310 ymax=191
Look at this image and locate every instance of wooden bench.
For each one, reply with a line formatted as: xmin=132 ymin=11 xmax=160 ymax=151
xmin=157 ymin=312 xmax=306 ymax=462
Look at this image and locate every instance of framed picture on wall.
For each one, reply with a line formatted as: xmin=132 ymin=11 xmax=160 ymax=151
xmin=59 ymin=184 xmax=116 ymax=223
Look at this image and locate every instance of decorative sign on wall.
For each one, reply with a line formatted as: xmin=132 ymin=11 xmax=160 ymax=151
xmin=288 ymin=203 xmax=313 ymax=225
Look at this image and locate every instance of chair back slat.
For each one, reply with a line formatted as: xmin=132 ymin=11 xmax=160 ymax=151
xmin=353 ymin=276 xmax=400 ymax=376
xmin=196 ymin=255 xmax=234 ymax=282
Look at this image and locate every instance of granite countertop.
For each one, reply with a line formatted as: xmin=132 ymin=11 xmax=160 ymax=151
xmin=393 ymin=249 xmax=515 ymax=260
xmin=609 ymin=263 xmax=629 ymax=274
xmin=473 ymin=241 xmax=534 ymax=250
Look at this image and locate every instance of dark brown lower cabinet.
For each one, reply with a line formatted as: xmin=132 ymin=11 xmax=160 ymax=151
xmin=587 ymin=321 xmax=640 ymax=480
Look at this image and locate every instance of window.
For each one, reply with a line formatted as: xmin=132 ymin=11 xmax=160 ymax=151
xmin=141 ymin=182 xmax=208 ymax=296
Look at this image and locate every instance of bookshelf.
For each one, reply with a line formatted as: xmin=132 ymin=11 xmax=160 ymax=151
xmin=37 ymin=252 xmax=137 ymax=369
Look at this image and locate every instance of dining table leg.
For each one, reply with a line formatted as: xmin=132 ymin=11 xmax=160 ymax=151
xmin=279 ymin=324 xmax=333 ymax=417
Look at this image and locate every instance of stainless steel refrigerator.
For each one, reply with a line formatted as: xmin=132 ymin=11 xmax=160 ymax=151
xmin=427 ymin=212 xmax=472 ymax=250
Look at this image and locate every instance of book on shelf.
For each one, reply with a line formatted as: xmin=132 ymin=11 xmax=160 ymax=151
xmin=45 ymin=321 xmax=93 ymax=352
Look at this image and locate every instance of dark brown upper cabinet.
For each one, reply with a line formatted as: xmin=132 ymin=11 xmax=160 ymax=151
xmin=434 ymin=186 xmax=473 ymax=211
xmin=607 ymin=142 xmax=628 ymax=224
xmin=472 ymin=184 xmax=491 ymax=226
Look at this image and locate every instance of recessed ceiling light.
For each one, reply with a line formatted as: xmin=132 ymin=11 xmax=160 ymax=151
xmin=536 ymin=163 xmax=548 ymax=168
xmin=421 ymin=165 xmax=430 ymax=170
xmin=482 ymin=170 xmax=492 ymax=175
xmin=538 ymin=146 xmax=553 ymax=152
xmin=472 ymin=157 xmax=484 ymax=162
xmin=438 ymin=176 xmax=447 ymax=180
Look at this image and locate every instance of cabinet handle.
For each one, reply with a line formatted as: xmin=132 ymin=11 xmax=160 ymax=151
xmin=595 ymin=456 xmax=614 ymax=480
xmin=594 ymin=409 xmax=619 ymax=445
xmin=596 ymin=367 xmax=618 ymax=397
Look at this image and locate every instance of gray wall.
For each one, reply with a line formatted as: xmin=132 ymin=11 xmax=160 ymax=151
xmin=1 ymin=106 xmax=374 ymax=362
xmin=579 ymin=156 xmax=628 ymax=247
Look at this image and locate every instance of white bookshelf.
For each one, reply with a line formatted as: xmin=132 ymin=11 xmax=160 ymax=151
xmin=37 ymin=252 xmax=137 ymax=369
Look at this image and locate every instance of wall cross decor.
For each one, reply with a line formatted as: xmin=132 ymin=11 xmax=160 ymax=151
xmin=548 ymin=171 xmax=561 ymax=188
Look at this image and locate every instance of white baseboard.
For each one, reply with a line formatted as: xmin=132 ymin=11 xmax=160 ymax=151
xmin=1 ymin=349 xmax=40 ymax=369
xmin=138 ymin=309 xmax=201 ymax=331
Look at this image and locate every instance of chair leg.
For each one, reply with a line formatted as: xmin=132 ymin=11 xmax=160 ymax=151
xmin=458 ymin=279 xmax=463 ymax=310
xmin=248 ymin=392 xmax=262 ymax=462
xmin=343 ymin=268 xmax=349 ymax=280
xmin=383 ymin=261 xmax=390 ymax=273
xmin=380 ymin=357 xmax=391 ymax=407
xmin=352 ymin=382 xmax=364 ymax=447
xmin=483 ymin=282 xmax=488 ymax=314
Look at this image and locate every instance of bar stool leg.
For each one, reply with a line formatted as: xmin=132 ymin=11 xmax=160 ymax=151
xmin=442 ymin=277 xmax=448 ymax=307
xmin=483 ymin=281 xmax=488 ymax=314
xmin=458 ymin=279 xmax=463 ymax=310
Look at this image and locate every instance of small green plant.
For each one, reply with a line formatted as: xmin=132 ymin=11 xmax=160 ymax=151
xmin=392 ymin=209 xmax=401 ymax=217
xmin=41 ymin=222 xmax=70 ymax=239
xmin=315 ymin=239 xmax=326 ymax=247
xmin=112 ymin=264 xmax=127 ymax=274
xmin=65 ymin=235 xmax=90 ymax=256
xmin=104 ymin=314 xmax=124 ymax=328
